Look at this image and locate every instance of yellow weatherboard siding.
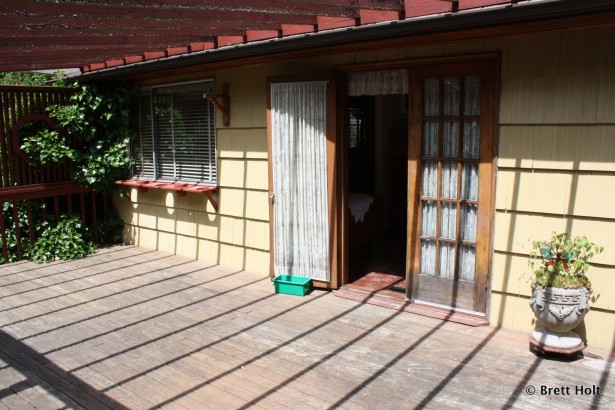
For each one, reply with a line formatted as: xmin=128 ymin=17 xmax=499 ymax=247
xmin=217 ymin=129 xmax=268 ymax=159
xmin=498 ymin=125 xmax=615 ymax=172
xmin=491 ymin=25 xmax=615 ymax=350
xmin=115 ymin=24 xmax=615 ymax=349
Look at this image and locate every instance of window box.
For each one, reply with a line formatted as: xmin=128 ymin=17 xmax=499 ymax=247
xmin=115 ymin=179 xmax=218 ymax=212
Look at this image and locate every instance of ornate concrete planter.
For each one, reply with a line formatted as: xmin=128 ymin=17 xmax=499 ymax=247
xmin=530 ymin=285 xmax=590 ymax=332
xmin=529 ymin=285 xmax=589 ymax=355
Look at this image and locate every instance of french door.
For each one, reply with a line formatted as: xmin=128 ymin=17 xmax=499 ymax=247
xmin=267 ymin=78 xmax=338 ymax=289
xmin=407 ymin=59 xmax=496 ymax=314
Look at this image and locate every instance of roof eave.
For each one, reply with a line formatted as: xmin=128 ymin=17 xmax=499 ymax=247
xmin=78 ymin=0 xmax=615 ymax=82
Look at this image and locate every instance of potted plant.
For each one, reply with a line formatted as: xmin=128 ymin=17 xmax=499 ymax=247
xmin=528 ymin=232 xmax=604 ymax=355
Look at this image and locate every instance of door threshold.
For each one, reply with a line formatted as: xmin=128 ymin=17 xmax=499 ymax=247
xmin=333 ymin=285 xmax=489 ymax=327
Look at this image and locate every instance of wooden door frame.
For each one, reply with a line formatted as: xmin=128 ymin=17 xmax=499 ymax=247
xmin=336 ymin=54 xmax=498 ymax=313
xmin=266 ymin=75 xmax=339 ymax=290
xmin=405 ymin=56 xmax=499 ymax=314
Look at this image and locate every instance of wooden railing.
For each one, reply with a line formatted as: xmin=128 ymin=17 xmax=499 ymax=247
xmin=0 ymin=86 xmax=98 ymax=263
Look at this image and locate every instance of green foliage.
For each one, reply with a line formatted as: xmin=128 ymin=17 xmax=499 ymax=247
xmin=21 ymin=126 xmax=76 ymax=166
xmin=1 ymin=201 xmax=101 ymax=265
xmin=47 ymin=82 xmax=135 ymax=193
xmin=529 ymin=232 xmax=604 ymax=291
xmin=0 ymin=71 xmax=69 ymax=86
xmin=96 ymin=207 xmax=125 ymax=245
xmin=0 ymin=72 xmax=48 ymax=86
xmin=0 ymin=201 xmax=37 ymax=264
xmin=1 ymin=80 xmax=131 ymax=265
xmin=29 ymin=215 xmax=97 ymax=263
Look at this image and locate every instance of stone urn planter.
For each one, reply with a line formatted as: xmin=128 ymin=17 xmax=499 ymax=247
xmin=527 ymin=233 xmax=603 ymax=356
xmin=529 ymin=285 xmax=590 ymax=354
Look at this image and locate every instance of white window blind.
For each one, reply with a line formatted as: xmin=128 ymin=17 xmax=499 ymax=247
xmin=133 ymin=81 xmax=217 ymax=184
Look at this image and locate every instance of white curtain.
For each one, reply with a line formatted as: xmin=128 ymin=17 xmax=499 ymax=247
xmin=271 ymin=81 xmax=330 ymax=282
xmin=348 ymin=69 xmax=408 ymax=96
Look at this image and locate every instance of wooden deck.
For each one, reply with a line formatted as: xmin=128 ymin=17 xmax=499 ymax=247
xmin=0 ymin=246 xmax=613 ymax=409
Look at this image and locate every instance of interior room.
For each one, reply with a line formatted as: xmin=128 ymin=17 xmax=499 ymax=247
xmin=346 ymin=70 xmax=409 ymax=292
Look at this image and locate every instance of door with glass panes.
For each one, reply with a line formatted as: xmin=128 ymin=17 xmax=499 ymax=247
xmin=407 ymin=60 xmax=496 ymax=314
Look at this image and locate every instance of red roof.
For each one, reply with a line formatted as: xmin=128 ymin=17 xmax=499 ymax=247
xmin=0 ymin=1 xmax=570 ymax=73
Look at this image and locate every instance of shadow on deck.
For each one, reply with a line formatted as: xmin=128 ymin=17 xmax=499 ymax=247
xmin=0 ymin=246 xmax=612 ymax=409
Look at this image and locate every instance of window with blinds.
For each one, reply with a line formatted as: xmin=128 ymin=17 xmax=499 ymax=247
xmin=133 ymin=81 xmax=217 ymax=184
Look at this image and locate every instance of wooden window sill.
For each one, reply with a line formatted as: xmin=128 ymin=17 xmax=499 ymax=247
xmin=115 ymin=179 xmax=218 ymax=212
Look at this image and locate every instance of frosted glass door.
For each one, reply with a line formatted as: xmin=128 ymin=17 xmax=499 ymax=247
xmin=419 ymin=76 xmax=480 ymax=284
xmin=408 ymin=59 xmax=495 ymax=314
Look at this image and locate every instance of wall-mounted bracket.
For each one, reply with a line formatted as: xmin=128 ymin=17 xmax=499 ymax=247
xmin=204 ymin=83 xmax=230 ymax=127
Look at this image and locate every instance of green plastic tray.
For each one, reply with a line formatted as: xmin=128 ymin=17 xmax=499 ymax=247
xmin=273 ymin=275 xmax=312 ymax=296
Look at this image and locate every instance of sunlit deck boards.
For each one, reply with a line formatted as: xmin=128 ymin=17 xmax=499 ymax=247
xmin=0 ymin=246 xmax=613 ymax=409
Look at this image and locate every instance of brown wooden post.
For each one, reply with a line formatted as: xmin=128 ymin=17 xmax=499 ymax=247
xmin=12 ymin=201 xmax=23 ymax=260
xmin=0 ymin=208 xmax=8 ymax=262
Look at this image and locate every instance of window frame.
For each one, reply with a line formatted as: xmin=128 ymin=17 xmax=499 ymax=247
xmin=132 ymin=79 xmax=218 ymax=185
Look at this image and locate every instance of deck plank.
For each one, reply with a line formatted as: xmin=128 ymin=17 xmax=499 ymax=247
xmin=0 ymin=245 xmax=613 ymax=409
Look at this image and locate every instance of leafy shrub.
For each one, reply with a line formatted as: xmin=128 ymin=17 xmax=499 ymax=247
xmin=0 ymin=201 xmax=37 ymax=264
xmin=21 ymin=126 xmax=76 ymax=166
xmin=529 ymin=232 xmax=604 ymax=291
xmin=1 ymin=79 xmax=132 ymax=265
xmin=29 ymin=215 xmax=97 ymax=263
xmin=47 ymin=83 xmax=134 ymax=194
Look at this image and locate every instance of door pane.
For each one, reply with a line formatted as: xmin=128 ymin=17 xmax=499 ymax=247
xmin=421 ymin=240 xmax=436 ymax=275
xmin=421 ymin=200 xmax=437 ymax=237
xmin=440 ymin=202 xmax=457 ymax=240
xmin=422 ymin=121 xmax=439 ymax=156
xmin=459 ymin=244 xmax=476 ymax=282
xmin=464 ymin=75 xmax=481 ymax=116
xmin=462 ymin=120 xmax=480 ymax=159
xmin=443 ymin=120 xmax=459 ymax=158
xmin=441 ymin=161 xmax=458 ymax=199
xmin=461 ymin=203 xmax=477 ymax=242
xmin=461 ymin=163 xmax=478 ymax=200
xmin=443 ymin=77 xmax=460 ymax=116
xmin=439 ymin=242 xmax=456 ymax=279
xmin=422 ymin=161 xmax=438 ymax=197
xmin=423 ymin=78 xmax=440 ymax=116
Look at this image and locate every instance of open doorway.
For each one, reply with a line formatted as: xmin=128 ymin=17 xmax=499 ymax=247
xmin=344 ymin=69 xmax=409 ymax=295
